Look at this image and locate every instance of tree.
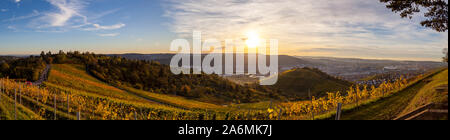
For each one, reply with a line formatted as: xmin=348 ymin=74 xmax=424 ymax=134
xmin=0 ymin=63 xmax=10 ymax=72
xmin=380 ymin=0 xmax=448 ymax=32
xmin=444 ymin=48 xmax=448 ymax=63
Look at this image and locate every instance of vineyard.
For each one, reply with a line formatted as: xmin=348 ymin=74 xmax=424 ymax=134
xmin=0 ymin=63 xmax=445 ymax=120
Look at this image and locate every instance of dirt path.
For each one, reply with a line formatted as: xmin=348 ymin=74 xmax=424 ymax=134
xmin=32 ymin=65 xmax=51 ymax=86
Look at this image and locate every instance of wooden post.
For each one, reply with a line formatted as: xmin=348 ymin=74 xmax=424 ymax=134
xmin=67 ymin=94 xmax=70 ymax=113
xmin=0 ymin=81 xmax=2 ymax=102
xmin=140 ymin=108 xmax=143 ymax=120
xmin=14 ymin=89 xmax=17 ymax=120
xmin=134 ymin=110 xmax=138 ymax=120
xmin=335 ymin=103 xmax=342 ymax=120
xmin=77 ymin=112 xmax=81 ymax=120
xmin=278 ymin=108 xmax=282 ymax=120
xmin=19 ymin=87 xmax=22 ymax=105
xmin=54 ymin=94 xmax=57 ymax=120
xmin=309 ymin=89 xmax=314 ymax=120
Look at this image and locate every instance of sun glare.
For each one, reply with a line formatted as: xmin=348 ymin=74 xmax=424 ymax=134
xmin=245 ymin=31 xmax=261 ymax=48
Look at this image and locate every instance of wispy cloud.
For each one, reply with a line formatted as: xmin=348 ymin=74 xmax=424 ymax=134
xmin=3 ymin=10 xmax=40 ymax=22
xmin=97 ymin=33 xmax=120 ymax=37
xmin=164 ymin=0 xmax=447 ymax=60
xmin=7 ymin=25 xmax=17 ymax=30
xmin=33 ymin=0 xmax=88 ymax=28
xmin=47 ymin=0 xmax=84 ymax=27
xmin=6 ymin=0 xmax=125 ymax=34
xmin=1 ymin=9 xmax=8 ymax=12
xmin=84 ymin=23 xmax=125 ymax=31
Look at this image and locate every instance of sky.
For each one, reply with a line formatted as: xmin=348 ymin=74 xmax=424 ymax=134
xmin=0 ymin=0 xmax=448 ymax=61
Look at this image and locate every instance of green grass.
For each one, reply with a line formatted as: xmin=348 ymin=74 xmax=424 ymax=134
xmin=0 ymin=94 xmax=42 ymax=120
xmin=334 ymin=69 xmax=447 ymax=120
xmin=400 ymin=69 xmax=448 ymax=115
xmin=119 ymin=85 xmax=225 ymax=110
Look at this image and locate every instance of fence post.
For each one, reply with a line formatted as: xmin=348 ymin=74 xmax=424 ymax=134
xmin=0 ymin=81 xmax=2 ymax=102
xmin=54 ymin=94 xmax=57 ymax=120
xmin=335 ymin=103 xmax=342 ymax=120
xmin=134 ymin=110 xmax=138 ymax=120
xmin=278 ymin=108 xmax=282 ymax=120
xmin=77 ymin=111 xmax=81 ymax=120
xmin=309 ymin=89 xmax=314 ymax=120
xmin=67 ymin=94 xmax=70 ymax=113
xmin=14 ymin=89 xmax=17 ymax=120
xmin=19 ymin=86 xmax=22 ymax=105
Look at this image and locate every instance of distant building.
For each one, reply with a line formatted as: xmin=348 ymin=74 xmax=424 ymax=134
xmin=383 ymin=66 xmax=398 ymax=71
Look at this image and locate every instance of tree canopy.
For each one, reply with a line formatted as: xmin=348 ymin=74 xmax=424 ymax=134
xmin=380 ymin=0 xmax=448 ymax=32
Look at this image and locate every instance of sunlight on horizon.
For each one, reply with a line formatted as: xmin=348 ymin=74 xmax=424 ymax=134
xmin=245 ymin=31 xmax=261 ymax=49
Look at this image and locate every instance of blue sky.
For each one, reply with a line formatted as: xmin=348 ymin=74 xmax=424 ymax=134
xmin=0 ymin=0 xmax=448 ymax=61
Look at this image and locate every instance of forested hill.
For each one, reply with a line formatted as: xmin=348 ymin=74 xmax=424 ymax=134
xmin=1 ymin=51 xmax=282 ymax=104
xmin=0 ymin=56 xmax=46 ymax=81
xmin=270 ymin=68 xmax=352 ymax=100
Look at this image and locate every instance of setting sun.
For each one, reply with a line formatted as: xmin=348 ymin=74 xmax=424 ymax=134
xmin=245 ymin=31 xmax=261 ymax=48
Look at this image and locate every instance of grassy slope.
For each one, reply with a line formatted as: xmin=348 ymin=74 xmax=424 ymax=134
xmin=274 ymin=68 xmax=352 ymax=98
xmin=47 ymin=64 xmax=147 ymax=102
xmin=48 ymin=64 xmax=223 ymax=110
xmin=339 ymin=69 xmax=447 ymax=120
xmin=400 ymin=69 xmax=448 ymax=115
xmin=0 ymin=94 xmax=41 ymax=120
xmin=119 ymin=86 xmax=224 ymax=110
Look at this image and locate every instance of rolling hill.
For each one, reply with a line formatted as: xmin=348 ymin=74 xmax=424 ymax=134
xmin=271 ymin=68 xmax=352 ymax=99
xmin=46 ymin=64 xmax=224 ymax=110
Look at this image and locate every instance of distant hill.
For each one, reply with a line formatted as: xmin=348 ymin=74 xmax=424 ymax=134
xmin=271 ymin=67 xmax=352 ymax=99
xmin=110 ymin=53 xmax=313 ymax=72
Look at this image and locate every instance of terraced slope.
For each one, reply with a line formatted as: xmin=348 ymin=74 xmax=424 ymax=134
xmin=46 ymin=64 xmax=148 ymax=103
xmin=46 ymin=64 xmax=223 ymax=110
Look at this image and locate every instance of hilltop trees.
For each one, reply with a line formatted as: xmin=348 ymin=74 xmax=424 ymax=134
xmin=0 ymin=56 xmax=46 ymax=81
xmin=86 ymin=55 xmax=279 ymax=103
xmin=1 ymin=51 xmax=281 ymax=103
xmin=380 ymin=0 xmax=448 ymax=32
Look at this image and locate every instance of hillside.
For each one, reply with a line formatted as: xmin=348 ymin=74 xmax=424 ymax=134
xmin=271 ymin=68 xmax=352 ymax=99
xmin=336 ymin=68 xmax=447 ymax=120
xmin=112 ymin=54 xmax=313 ymax=71
xmin=400 ymin=69 xmax=448 ymax=117
xmin=87 ymin=54 xmax=281 ymax=104
xmin=2 ymin=52 xmax=284 ymax=104
xmin=46 ymin=64 xmax=224 ymax=110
